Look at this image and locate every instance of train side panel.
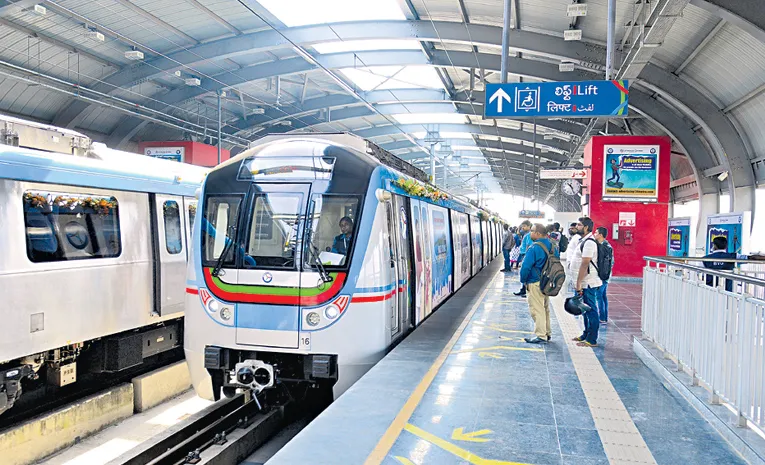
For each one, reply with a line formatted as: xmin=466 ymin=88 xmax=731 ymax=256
xmin=0 ymin=180 xmax=183 ymax=363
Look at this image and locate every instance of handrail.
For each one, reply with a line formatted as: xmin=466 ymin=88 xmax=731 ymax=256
xmin=643 ymin=256 xmax=765 ymax=286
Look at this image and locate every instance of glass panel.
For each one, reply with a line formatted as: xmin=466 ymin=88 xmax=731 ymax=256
xmin=188 ymin=202 xmax=197 ymax=237
xmin=163 ymin=201 xmax=182 ymax=254
xmin=238 ymin=157 xmax=334 ymax=181
xmin=305 ymin=195 xmax=360 ymax=267
xmin=246 ymin=193 xmax=303 ymax=268
xmin=202 ymin=196 xmax=241 ymax=263
xmin=23 ymin=191 xmax=121 ymax=262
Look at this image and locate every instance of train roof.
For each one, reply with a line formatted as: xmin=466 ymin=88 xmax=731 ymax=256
xmin=0 ymin=143 xmax=208 ymax=196
xmin=238 ymin=133 xmax=504 ymax=220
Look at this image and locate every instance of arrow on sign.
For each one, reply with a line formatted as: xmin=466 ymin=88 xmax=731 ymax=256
xmin=489 ymin=88 xmax=511 ymax=113
xmin=452 ymin=427 xmax=493 ymax=443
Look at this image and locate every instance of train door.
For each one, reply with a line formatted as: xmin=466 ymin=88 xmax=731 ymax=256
xmin=450 ymin=212 xmax=462 ymax=291
xmin=183 ymin=197 xmax=197 ymax=261
xmin=154 ymin=194 xmax=187 ymax=315
xmin=393 ymin=195 xmax=412 ymax=334
xmin=410 ymin=200 xmax=424 ymax=324
xmin=236 ymin=184 xmax=308 ymax=349
xmin=383 ymin=198 xmax=402 ymax=338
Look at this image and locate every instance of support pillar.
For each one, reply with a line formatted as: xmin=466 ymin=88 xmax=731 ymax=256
xmin=698 ymin=192 xmax=719 ymax=254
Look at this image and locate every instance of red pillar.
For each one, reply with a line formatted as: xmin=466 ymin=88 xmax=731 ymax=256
xmin=582 ymin=135 xmax=671 ymax=277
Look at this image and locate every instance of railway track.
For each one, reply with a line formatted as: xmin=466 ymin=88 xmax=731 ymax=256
xmin=115 ymin=393 xmax=297 ymax=465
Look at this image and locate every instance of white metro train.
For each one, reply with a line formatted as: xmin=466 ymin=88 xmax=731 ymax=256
xmin=0 ymin=119 xmax=207 ymax=415
xmin=185 ymin=133 xmax=503 ymax=405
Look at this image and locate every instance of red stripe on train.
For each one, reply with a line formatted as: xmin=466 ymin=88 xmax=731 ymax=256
xmin=186 ymin=287 xmax=199 ymax=295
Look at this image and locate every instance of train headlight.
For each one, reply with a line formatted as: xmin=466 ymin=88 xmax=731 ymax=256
xmin=324 ymin=305 xmax=339 ymax=320
xmin=209 ymin=300 xmax=219 ymax=312
xmin=307 ymin=312 xmax=321 ymax=327
xmin=220 ymin=307 xmax=232 ymax=321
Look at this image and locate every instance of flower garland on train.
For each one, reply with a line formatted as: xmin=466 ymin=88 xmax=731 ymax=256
xmin=393 ymin=178 xmax=449 ymax=202
xmin=23 ymin=192 xmax=118 ymax=216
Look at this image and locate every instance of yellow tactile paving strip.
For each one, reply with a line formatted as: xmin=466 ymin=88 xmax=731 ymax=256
xmin=551 ymin=294 xmax=658 ymax=465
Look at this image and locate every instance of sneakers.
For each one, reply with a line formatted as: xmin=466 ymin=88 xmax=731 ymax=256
xmin=600 ymin=320 xmax=608 ymax=324
xmin=576 ymin=341 xmax=598 ymax=347
xmin=524 ymin=336 xmax=547 ymax=344
xmin=513 ymin=291 xmax=526 ymax=297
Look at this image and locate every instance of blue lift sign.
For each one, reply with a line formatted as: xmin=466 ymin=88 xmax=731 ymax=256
xmin=484 ymin=80 xmax=629 ymax=118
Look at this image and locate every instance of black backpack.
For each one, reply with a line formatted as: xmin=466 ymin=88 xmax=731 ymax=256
xmin=559 ymin=234 xmax=569 ymax=253
xmin=537 ymin=242 xmax=566 ymax=296
xmin=580 ymin=238 xmax=613 ymax=281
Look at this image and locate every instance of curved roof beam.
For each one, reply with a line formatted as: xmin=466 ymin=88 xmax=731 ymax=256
xmin=56 ymin=20 xmax=603 ymax=128
xmin=98 ymin=40 xmax=733 ymax=195
xmin=351 ymin=123 xmax=570 ymax=154
xmin=690 ymin=0 xmax=765 ymax=44
xmin=379 ymin=139 xmax=566 ymax=167
xmin=228 ymin=89 xmax=590 ymax=137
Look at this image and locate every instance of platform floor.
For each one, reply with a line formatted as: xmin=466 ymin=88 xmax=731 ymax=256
xmin=266 ymin=264 xmax=748 ymax=465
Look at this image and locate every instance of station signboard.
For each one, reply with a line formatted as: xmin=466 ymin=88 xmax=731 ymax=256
xmin=484 ymin=80 xmax=629 ymax=119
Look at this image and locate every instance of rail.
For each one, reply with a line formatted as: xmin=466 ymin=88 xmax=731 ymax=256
xmin=642 ymin=256 xmax=765 ymax=432
xmin=116 ymin=394 xmax=293 ymax=465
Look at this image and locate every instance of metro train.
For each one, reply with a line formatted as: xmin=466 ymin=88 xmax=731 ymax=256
xmin=185 ymin=133 xmax=503 ymax=406
xmin=0 ymin=121 xmax=208 ymax=416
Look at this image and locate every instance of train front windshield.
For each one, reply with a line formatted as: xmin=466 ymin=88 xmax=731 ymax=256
xmin=202 ymin=191 xmax=360 ymax=271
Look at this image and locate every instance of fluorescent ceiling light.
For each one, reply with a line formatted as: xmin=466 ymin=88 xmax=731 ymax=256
xmin=338 ymin=66 xmax=443 ymax=91
xmin=392 ymin=113 xmax=467 ymax=125
xmin=313 ymin=40 xmax=420 ymax=54
xmin=258 ymin=0 xmax=406 ymax=27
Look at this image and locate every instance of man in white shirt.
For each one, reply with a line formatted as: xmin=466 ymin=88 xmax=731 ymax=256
xmin=566 ymin=222 xmax=583 ymax=293
xmin=571 ymin=217 xmax=601 ymax=347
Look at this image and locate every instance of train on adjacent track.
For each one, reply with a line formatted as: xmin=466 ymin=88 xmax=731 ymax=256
xmin=0 ymin=116 xmax=208 ymax=416
xmin=185 ymin=133 xmax=503 ymax=406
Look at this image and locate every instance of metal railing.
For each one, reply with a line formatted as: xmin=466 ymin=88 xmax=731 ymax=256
xmin=642 ymin=256 xmax=765 ymax=431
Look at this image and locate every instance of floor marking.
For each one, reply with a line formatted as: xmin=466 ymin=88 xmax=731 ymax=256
xmin=550 ymin=295 xmax=658 ymax=465
xmin=394 ymin=457 xmax=415 ymax=465
xmin=404 ymin=423 xmax=531 ymax=465
xmin=451 ymin=427 xmax=493 ymax=443
xmin=452 ymin=345 xmax=544 ymax=354
xmin=363 ymin=273 xmax=500 ymax=465
xmin=478 ymin=352 xmax=504 ymax=359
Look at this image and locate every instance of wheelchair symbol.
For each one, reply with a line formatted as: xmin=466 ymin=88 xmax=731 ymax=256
xmin=515 ymin=88 xmax=539 ymax=112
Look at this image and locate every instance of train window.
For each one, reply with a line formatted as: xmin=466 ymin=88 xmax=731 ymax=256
xmin=202 ymin=196 xmax=241 ymax=264
xmin=163 ymin=201 xmax=182 ymax=255
xmin=244 ymin=193 xmax=302 ymax=268
xmin=304 ymin=195 xmax=360 ymax=268
xmin=23 ymin=191 xmax=121 ymax=262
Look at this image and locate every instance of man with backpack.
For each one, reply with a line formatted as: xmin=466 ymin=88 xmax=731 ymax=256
xmin=514 ymin=220 xmax=533 ymax=297
xmin=571 ymin=217 xmax=601 ymax=347
xmin=555 ymin=222 xmax=569 ymax=254
xmin=520 ymin=224 xmax=562 ymax=344
xmin=594 ymin=227 xmax=614 ymax=324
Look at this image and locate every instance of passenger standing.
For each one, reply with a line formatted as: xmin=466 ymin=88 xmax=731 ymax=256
xmin=501 ymin=224 xmax=515 ymax=272
xmin=520 ymin=224 xmax=559 ymax=344
xmin=594 ymin=227 xmax=614 ymax=324
xmin=509 ymin=227 xmax=521 ymax=270
xmin=572 ymin=217 xmax=602 ymax=347
xmin=555 ymin=222 xmax=569 ymax=254
xmin=566 ymin=222 xmax=583 ymax=293
xmin=702 ymin=237 xmax=738 ymax=292
xmin=514 ymin=220 xmax=533 ymax=297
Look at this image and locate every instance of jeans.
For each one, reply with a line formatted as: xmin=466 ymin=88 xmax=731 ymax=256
xmin=579 ymin=286 xmax=601 ymax=345
xmin=597 ymin=280 xmax=609 ymax=322
xmin=503 ymin=249 xmax=511 ymax=270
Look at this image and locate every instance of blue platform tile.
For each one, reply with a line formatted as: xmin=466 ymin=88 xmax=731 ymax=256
xmin=556 ymin=426 xmax=607 ymax=459
xmin=553 ymin=403 xmax=597 ymax=430
xmin=474 ymin=399 xmax=557 ymax=427
xmin=386 ymin=432 xmax=471 ymax=465
xmin=560 ymin=455 xmax=610 ymax=465
xmin=468 ymin=421 xmax=561 ymax=457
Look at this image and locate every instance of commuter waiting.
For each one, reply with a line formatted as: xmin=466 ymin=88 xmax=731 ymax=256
xmin=520 ymin=224 xmax=560 ymax=344
xmin=572 ymin=217 xmax=601 ymax=347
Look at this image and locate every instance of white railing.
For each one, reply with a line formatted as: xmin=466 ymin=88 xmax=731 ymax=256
xmin=642 ymin=257 xmax=765 ymax=432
